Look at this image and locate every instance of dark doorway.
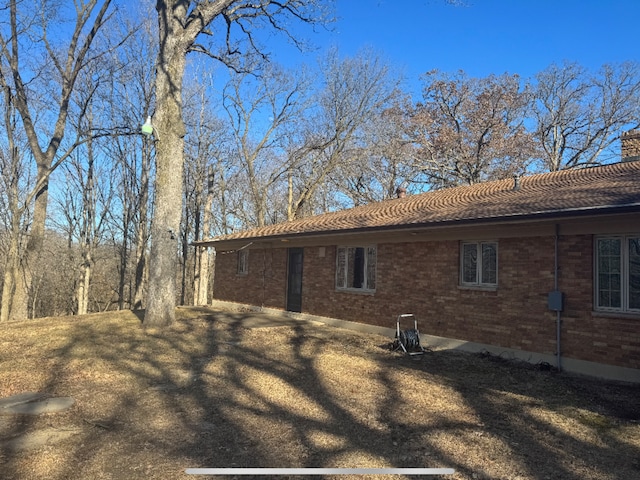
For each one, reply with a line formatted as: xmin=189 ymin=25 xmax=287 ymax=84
xmin=286 ymin=248 xmax=304 ymax=312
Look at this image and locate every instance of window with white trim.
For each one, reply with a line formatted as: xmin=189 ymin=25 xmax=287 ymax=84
xmin=237 ymin=249 xmax=249 ymax=275
xmin=460 ymin=241 xmax=498 ymax=287
xmin=595 ymin=236 xmax=640 ymax=312
xmin=336 ymin=246 xmax=376 ymax=292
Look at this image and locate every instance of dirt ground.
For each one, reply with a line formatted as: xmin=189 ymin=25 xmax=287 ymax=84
xmin=0 ymin=306 xmax=639 ymax=480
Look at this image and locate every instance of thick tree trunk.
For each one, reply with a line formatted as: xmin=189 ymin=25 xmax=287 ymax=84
xmin=143 ymin=24 xmax=187 ymax=327
xmin=0 ymin=170 xmax=51 ymax=322
xmin=144 ymin=0 xmax=316 ymax=326
xmin=1 ymin=163 xmax=48 ymax=322
xmin=14 ymin=167 xmax=49 ymax=319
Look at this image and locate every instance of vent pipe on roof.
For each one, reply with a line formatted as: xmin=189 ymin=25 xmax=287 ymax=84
xmin=512 ymin=174 xmax=521 ymax=191
xmin=396 ymin=186 xmax=407 ymax=198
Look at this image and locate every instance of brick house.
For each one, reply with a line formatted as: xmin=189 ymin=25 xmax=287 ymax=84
xmin=197 ymin=158 xmax=640 ymax=383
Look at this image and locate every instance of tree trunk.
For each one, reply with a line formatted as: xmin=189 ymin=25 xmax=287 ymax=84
xmin=1 ymin=155 xmax=49 ymax=321
xmin=0 ymin=0 xmax=113 ymax=320
xmin=287 ymin=168 xmax=294 ymax=221
xmin=195 ymin=166 xmax=214 ymax=305
xmin=143 ymin=0 xmax=321 ymax=326
xmin=190 ymin=171 xmax=202 ymax=306
xmin=143 ymin=21 xmax=187 ymax=327
xmin=0 ymin=67 xmax=25 ymax=323
xmin=133 ymin=236 xmax=148 ymax=310
xmin=117 ymin=219 xmax=129 ymax=310
xmin=1 ymin=232 xmax=20 ymax=322
xmin=77 ymin=252 xmax=91 ymax=315
xmin=15 ymin=166 xmax=49 ymax=319
xmin=180 ymin=207 xmax=191 ymax=306
xmin=0 ymin=161 xmax=26 ymax=322
xmin=134 ymin=137 xmax=151 ymax=310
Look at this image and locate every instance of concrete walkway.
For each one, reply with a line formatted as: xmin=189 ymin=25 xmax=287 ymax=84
xmin=1 ymin=392 xmax=77 ymax=452
xmin=0 ymin=393 xmax=75 ymax=415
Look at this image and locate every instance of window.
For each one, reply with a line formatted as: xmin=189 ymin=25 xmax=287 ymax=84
xmin=336 ymin=246 xmax=376 ymax=292
xmin=461 ymin=241 xmax=498 ymax=287
xmin=237 ymin=249 xmax=249 ymax=275
xmin=595 ymin=236 xmax=640 ymax=312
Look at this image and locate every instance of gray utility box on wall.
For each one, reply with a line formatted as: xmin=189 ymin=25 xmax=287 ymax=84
xmin=548 ymin=291 xmax=564 ymax=312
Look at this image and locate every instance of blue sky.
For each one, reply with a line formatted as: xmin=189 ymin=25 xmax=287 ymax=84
xmin=271 ymin=0 xmax=640 ymax=95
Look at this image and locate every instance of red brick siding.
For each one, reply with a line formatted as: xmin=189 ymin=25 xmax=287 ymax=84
xmin=213 ymin=248 xmax=288 ymax=309
xmin=212 ymin=235 xmax=640 ymax=370
xmin=557 ymin=235 xmax=640 ymax=369
xmin=301 ymin=239 xmax=558 ymax=355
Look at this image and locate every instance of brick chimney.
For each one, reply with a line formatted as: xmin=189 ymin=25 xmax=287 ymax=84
xmin=621 ymin=129 xmax=640 ymax=162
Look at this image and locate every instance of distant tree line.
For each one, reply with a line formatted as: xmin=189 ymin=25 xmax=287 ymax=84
xmin=0 ymin=0 xmax=639 ymax=321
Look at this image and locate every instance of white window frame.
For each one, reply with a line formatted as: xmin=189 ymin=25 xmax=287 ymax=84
xmin=594 ymin=235 xmax=640 ymax=313
xmin=237 ymin=249 xmax=249 ymax=275
xmin=336 ymin=245 xmax=377 ymax=292
xmin=460 ymin=241 xmax=498 ymax=287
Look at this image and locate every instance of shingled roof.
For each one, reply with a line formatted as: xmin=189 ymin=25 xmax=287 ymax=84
xmin=198 ymin=161 xmax=640 ymax=246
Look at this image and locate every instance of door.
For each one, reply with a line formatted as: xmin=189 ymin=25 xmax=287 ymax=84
xmin=286 ymin=248 xmax=304 ymax=313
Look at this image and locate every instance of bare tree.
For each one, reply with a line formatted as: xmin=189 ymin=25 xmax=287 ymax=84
xmin=182 ymin=71 xmax=229 ymax=305
xmin=531 ymin=61 xmax=640 ymax=171
xmin=144 ymin=0 xmax=329 ymax=327
xmin=106 ymin=130 xmax=154 ymax=311
xmin=194 ymin=165 xmax=215 ymax=305
xmin=29 ymin=231 xmax=77 ymax=317
xmin=336 ymin=98 xmax=418 ymax=205
xmin=0 ymin=67 xmax=33 ymax=322
xmin=222 ymin=62 xmax=311 ymax=227
xmin=104 ymin=12 xmax=157 ymax=311
xmin=53 ymin=130 xmax=115 ymax=314
xmin=411 ymin=70 xmax=536 ymax=188
xmin=46 ymin=30 xmax=145 ymax=316
xmin=0 ymin=0 xmax=118 ymax=321
xmin=286 ymin=48 xmax=403 ymax=217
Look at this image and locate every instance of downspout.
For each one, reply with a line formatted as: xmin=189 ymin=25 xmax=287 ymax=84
xmin=554 ymin=223 xmax=562 ymax=372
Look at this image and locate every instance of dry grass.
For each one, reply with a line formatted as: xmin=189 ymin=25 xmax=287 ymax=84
xmin=0 ymin=306 xmax=639 ymax=480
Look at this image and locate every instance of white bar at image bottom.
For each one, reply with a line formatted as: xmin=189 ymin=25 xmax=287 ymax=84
xmin=185 ymin=468 xmax=455 ymax=475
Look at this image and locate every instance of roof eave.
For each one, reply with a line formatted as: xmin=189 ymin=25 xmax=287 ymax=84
xmin=193 ymin=203 xmax=640 ymax=248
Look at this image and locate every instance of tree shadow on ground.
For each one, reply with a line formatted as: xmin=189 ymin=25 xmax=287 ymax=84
xmin=0 ymin=307 xmax=638 ymax=480
xmin=393 ymin=347 xmax=640 ymax=479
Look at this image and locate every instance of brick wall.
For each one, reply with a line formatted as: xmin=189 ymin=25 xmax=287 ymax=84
xmin=213 ymin=248 xmax=288 ymax=309
xmin=212 ymin=235 xmax=640 ymax=370
xmin=559 ymin=235 xmax=640 ymax=369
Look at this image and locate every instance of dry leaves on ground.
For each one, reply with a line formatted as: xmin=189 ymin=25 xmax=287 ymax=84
xmin=0 ymin=306 xmax=639 ymax=480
